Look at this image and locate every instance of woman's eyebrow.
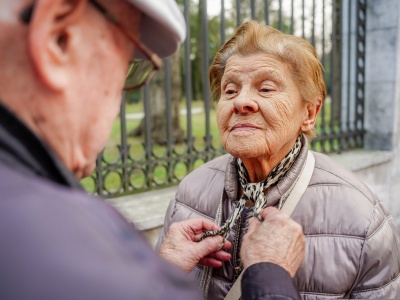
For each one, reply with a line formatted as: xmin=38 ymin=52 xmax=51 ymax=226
xmin=222 ymin=68 xmax=287 ymax=87
xmin=221 ymin=72 xmax=239 ymax=85
xmin=256 ymin=69 xmax=286 ymax=87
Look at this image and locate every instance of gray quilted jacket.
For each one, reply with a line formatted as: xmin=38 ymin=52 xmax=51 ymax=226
xmin=157 ymin=139 xmax=400 ymax=299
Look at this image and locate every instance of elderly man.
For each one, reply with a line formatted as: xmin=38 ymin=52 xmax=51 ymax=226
xmin=0 ymin=0 xmax=305 ymax=299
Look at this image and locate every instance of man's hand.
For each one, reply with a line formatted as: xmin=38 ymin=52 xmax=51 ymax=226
xmin=241 ymin=207 xmax=306 ymax=277
xmin=159 ymin=219 xmax=231 ymax=273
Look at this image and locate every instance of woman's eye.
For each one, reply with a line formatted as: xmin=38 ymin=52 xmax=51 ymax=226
xmin=260 ymin=87 xmax=272 ymax=93
xmin=224 ymin=85 xmax=237 ymax=95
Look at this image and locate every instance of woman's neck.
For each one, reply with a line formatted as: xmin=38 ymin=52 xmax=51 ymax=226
xmin=239 ymin=136 xmax=301 ymax=183
xmin=240 ymin=156 xmax=281 ymax=182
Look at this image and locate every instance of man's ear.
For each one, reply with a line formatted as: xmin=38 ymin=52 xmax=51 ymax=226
xmin=27 ymin=0 xmax=87 ymax=91
xmin=301 ymin=99 xmax=322 ymax=132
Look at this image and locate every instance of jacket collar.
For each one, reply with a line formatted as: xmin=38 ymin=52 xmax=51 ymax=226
xmin=224 ymin=135 xmax=309 ymax=208
xmin=0 ymin=102 xmax=83 ymax=190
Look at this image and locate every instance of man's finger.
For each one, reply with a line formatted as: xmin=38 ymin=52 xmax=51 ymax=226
xmin=247 ymin=216 xmax=262 ymax=235
xmin=259 ymin=206 xmax=281 ymax=220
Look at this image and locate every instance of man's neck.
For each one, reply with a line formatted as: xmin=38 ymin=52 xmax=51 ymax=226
xmin=0 ymin=102 xmax=83 ymax=189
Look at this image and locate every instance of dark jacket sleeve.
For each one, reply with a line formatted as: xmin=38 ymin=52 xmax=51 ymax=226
xmin=241 ymin=263 xmax=300 ymax=300
xmin=0 ymin=173 xmax=202 ymax=300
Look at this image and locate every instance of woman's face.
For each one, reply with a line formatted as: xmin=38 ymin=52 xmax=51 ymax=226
xmin=217 ymin=53 xmax=309 ymax=160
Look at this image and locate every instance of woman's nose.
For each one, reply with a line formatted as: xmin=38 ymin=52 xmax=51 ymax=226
xmin=232 ymin=91 xmax=259 ymax=114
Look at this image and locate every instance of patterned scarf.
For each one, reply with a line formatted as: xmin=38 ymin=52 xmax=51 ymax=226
xmin=201 ymin=135 xmax=302 ymax=241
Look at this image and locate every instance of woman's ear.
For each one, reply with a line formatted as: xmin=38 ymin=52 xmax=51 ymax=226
xmin=301 ymin=99 xmax=322 ymax=132
xmin=27 ymin=0 xmax=87 ymax=91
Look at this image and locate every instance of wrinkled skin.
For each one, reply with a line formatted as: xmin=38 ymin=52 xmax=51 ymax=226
xmin=217 ymin=53 xmax=319 ymax=182
xmin=159 ymin=219 xmax=232 ymax=273
xmin=241 ymin=207 xmax=306 ymax=277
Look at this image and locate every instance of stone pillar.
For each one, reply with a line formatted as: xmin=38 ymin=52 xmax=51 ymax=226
xmin=365 ymin=0 xmax=399 ymax=151
xmin=341 ymin=0 xmax=357 ymax=135
xmin=365 ymin=0 xmax=400 ymax=227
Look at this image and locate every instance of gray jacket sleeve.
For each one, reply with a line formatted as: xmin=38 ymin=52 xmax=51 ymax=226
xmin=350 ymin=202 xmax=400 ymax=299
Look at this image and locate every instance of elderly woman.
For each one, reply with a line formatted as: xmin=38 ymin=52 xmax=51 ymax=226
xmin=157 ymin=21 xmax=400 ymax=299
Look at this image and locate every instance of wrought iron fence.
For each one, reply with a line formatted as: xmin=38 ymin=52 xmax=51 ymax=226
xmin=81 ymin=0 xmax=366 ymax=198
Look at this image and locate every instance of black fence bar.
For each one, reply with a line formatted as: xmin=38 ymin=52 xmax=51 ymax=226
xmin=119 ymin=93 xmax=129 ymax=192
xmin=337 ymin=0 xmax=343 ymax=153
xmin=302 ymin=0 xmax=305 ymax=39
xmin=329 ymin=0 xmax=336 ymax=152
xmin=164 ymin=59 xmax=173 ymax=182
xmin=339 ymin=0 xmax=344 ymax=151
xmin=265 ymin=0 xmax=269 ymax=25
xmin=251 ymin=0 xmax=256 ymax=20
xmin=320 ymin=0 xmax=327 ymax=152
xmin=278 ymin=0 xmax=283 ymax=31
xmin=311 ymin=0 xmax=316 ymax=47
xmin=236 ymin=0 xmax=241 ymax=26
xmin=220 ymin=0 xmax=226 ymax=45
xmin=290 ymin=0 xmax=294 ymax=34
xmin=143 ymin=84 xmax=152 ymax=188
xmin=83 ymin=0 xmax=367 ymax=198
xmin=94 ymin=153 xmax=103 ymax=195
xmin=346 ymin=0 xmax=352 ymax=141
xmin=183 ymin=0 xmax=194 ymax=171
xmin=355 ymin=0 xmax=366 ymax=146
xmin=201 ymin=0 xmax=212 ymax=158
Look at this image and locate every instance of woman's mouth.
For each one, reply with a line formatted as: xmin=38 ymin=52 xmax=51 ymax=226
xmin=230 ymin=123 xmax=261 ymax=131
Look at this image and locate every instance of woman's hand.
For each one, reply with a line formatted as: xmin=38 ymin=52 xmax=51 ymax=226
xmin=241 ymin=207 xmax=306 ymax=277
xmin=159 ymin=219 xmax=231 ymax=273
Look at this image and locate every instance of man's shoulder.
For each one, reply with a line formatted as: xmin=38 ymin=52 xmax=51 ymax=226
xmin=0 ymin=162 xmax=117 ymax=225
xmin=0 ymin=162 xmax=140 ymax=253
xmin=0 ymin=161 xmax=86 ymax=201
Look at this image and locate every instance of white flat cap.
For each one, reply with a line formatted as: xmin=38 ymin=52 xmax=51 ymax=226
xmin=127 ymin=0 xmax=186 ymax=58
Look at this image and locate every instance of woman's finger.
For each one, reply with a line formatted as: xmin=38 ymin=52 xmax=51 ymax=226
xmin=183 ymin=218 xmax=221 ymax=234
xmin=198 ymin=257 xmax=224 ymax=268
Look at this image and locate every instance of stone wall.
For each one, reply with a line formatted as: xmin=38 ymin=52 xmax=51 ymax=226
xmin=362 ymin=0 xmax=400 ymax=228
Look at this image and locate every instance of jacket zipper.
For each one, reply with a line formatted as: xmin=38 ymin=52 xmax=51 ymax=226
xmin=232 ymin=214 xmax=243 ymax=279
